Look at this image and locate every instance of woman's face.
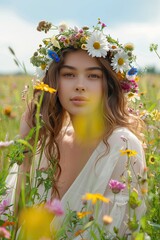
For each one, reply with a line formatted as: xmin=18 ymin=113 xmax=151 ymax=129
xmin=58 ymin=50 xmax=104 ymax=117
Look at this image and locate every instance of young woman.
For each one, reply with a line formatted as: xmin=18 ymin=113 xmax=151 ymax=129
xmin=7 ymin=20 xmax=147 ymax=238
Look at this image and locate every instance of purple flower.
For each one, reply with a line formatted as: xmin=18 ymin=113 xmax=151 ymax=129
xmin=48 ymin=49 xmax=60 ymax=62
xmin=45 ymin=199 xmax=64 ymax=216
xmin=109 ymin=179 xmax=126 ymax=194
xmin=0 ymin=199 xmax=9 ymax=214
xmin=101 ymin=23 xmax=107 ymax=28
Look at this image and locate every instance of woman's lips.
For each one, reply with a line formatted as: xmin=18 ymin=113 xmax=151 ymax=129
xmin=70 ymin=96 xmax=89 ymax=105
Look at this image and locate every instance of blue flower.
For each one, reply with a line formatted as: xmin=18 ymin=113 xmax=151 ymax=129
xmin=127 ymin=67 xmax=138 ymax=76
xmin=48 ymin=49 xmax=60 ymax=62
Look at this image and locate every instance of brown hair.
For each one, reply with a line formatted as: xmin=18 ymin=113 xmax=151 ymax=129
xmin=29 ymin=48 xmax=143 ymax=197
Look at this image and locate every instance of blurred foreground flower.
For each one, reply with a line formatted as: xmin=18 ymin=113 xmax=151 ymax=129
xmin=45 ymin=199 xmax=64 ymax=216
xmin=0 ymin=199 xmax=9 ymax=214
xmin=103 ymin=215 xmax=113 ymax=225
xmin=19 ymin=205 xmax=56 ymax=240
xmin=3 ymin=106 xmax=12 ymax=116
xmin=0 ymin=227 xmax=10 ymax=239
xmin=109 ymin=179 xmax=126 ymax=194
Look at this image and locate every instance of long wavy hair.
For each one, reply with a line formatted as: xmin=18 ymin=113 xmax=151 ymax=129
xmin=29 ymin=48 xmax=143 ymax=197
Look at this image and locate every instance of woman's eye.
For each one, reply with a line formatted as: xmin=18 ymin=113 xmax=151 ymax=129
xmin=88 ymin=74 xmax=100 ymax=79
xmin=63 ymin=73 xmax=75 ymax=78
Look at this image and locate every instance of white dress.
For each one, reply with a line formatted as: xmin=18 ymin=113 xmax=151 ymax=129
xmin=6 ymin=127 xmax=147 ymax=238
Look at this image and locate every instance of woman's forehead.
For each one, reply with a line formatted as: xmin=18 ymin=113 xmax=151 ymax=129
xmin=62 ymin=50 xmax=101 ymax=68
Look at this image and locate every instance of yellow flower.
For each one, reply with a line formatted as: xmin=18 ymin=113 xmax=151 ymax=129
xmin=103 ymin=215 xmax=113 ymax=225
xmin=124 ymin=42 xmax=134 ymax=51
xmin=77 ymin=211 xmax=93 ymax=219
xmin=19 ymin=206 xmax=55 ymax=239
xmin=120 ymin=149 xmax=137 ymax=157
xmin=150 ymin=109 xmax=160 ymax=121
xmin=82 ymin=193 xmax=110 ymax=205
xmin=148 ymin=155 xmax=155 ymax=164
xmin=34 ymin=82 xmax=57 ymax=93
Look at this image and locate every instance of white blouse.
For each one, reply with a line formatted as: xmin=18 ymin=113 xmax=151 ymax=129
xmin=6 ymin=127 xmax=147 ymax=238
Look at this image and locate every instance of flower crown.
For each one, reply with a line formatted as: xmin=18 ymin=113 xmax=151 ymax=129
xmin=31 ymin=19 xmax=139 ymax=97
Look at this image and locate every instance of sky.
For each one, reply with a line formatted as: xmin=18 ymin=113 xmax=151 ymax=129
xmin=0 ymin=0 xmax=160 ymax=74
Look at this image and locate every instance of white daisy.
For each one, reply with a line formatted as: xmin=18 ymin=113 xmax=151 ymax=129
xmin=86 ymin=31 xmax=109 ymax=58
xmin=111 ymin=51 xmax=129 ymax=73
xmin=108 ymin=43 xmax=120 ymax=52
xmin=34 ymin=67 xmax=46 ymax=79
xmin=126 ymin=92 xmax=140 ymax=102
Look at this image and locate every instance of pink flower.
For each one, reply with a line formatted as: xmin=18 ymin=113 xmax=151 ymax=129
xmin=45 ymin=199 xmax=64 ymax=216
xmin=0 ymin=227 xmax=10 ymax=239
xmin=109 ymin=179 xmax=126 ymax=194
xmin=0 ymin=199 xmax=9 ymax=214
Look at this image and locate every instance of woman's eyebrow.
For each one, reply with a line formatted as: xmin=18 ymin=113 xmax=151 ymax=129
xmin=60 ymin=65 xmax=103 ymax=71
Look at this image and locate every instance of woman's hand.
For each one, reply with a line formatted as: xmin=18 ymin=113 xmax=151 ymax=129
xmin=19 ymin=104 xmax=33 ymax=139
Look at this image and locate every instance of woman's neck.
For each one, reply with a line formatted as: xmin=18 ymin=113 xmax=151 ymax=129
xmin=70 ymin=113 xmax=105 ymax=145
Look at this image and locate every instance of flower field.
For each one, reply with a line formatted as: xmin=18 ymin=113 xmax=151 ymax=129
xmin=0 ymin=73 xmax=160 ymax=239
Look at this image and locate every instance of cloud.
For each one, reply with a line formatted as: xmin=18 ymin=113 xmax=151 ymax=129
xmin=0 ymin=8 xmax=47 ymax=73
xmin=0 ymin=8 xmax=160 ymax=74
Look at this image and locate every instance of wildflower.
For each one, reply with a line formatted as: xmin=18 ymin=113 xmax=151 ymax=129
xmin=0 ymin=227 xmax=10 ymax=239
xmin=48 ymin=49 xmax=60 ymax=62
xmin=126 ymin=92 xmax=140 ymax=102
xmin=141 ymin=187 xmax=148 ymax=195
xmin=58 ymin=23 xmax=68 ymax=32
xmin=0 ymin=199 xmax=9 ymax=214
xmin=74 ymin=229 xmax=85 ymax=237
xmin=127 ymin=67 xmax=138 ymax=76
xmin=82 ymin=193 xmax=110 ymax=204
xmin=124 ymin=42 xmax=134 ymax=51
xmin=109 ymin=179 xmax=126 ymax=194
xmin=148 ymin=155 xmax=155 ymax=164
xmin=0 ymin=140 xmax=14 ymax=148
xmin=3 ymin=106 xmax=12 ymax=116
xmin=45 ymin=199 xmax=64 ymax=216
xmin=111 ymin=51 xmax=129 ymax=73
xmin=34 ymin=82 xmax=57 ymax=93
xmin=77 ymin=211 xmax=93 ymax=219
xmin=2 ymin=221 xmax=15 ymax=227
xmin=103 ymin=215 xmax=113 ymax=225
xmin=120 ymin=135 xmax=128 ymax=142
xmin=86 ymin=31 xmax=109 ymax=58
xmin=120 ymin=149 xmax=137 ymax=157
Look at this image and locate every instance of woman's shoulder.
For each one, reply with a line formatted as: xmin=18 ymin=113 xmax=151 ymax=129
xmin=108 ymin=127 xmax=143 ymax=150
xmin=111 ymin=127 xmax=140 ymax=141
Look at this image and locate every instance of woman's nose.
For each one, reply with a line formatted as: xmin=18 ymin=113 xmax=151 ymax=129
xmin=75 ymin=76 xmax=86 ymax=92
xmin=75 ymin=86 xmax=85 ymax=92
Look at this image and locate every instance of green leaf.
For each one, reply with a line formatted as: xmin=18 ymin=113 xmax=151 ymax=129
xmin=8 ymin=46 xmax=15 ymax=55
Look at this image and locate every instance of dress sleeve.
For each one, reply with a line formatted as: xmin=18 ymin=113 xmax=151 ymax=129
xmin=101 ymin=129 xmax=147 ymax=237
